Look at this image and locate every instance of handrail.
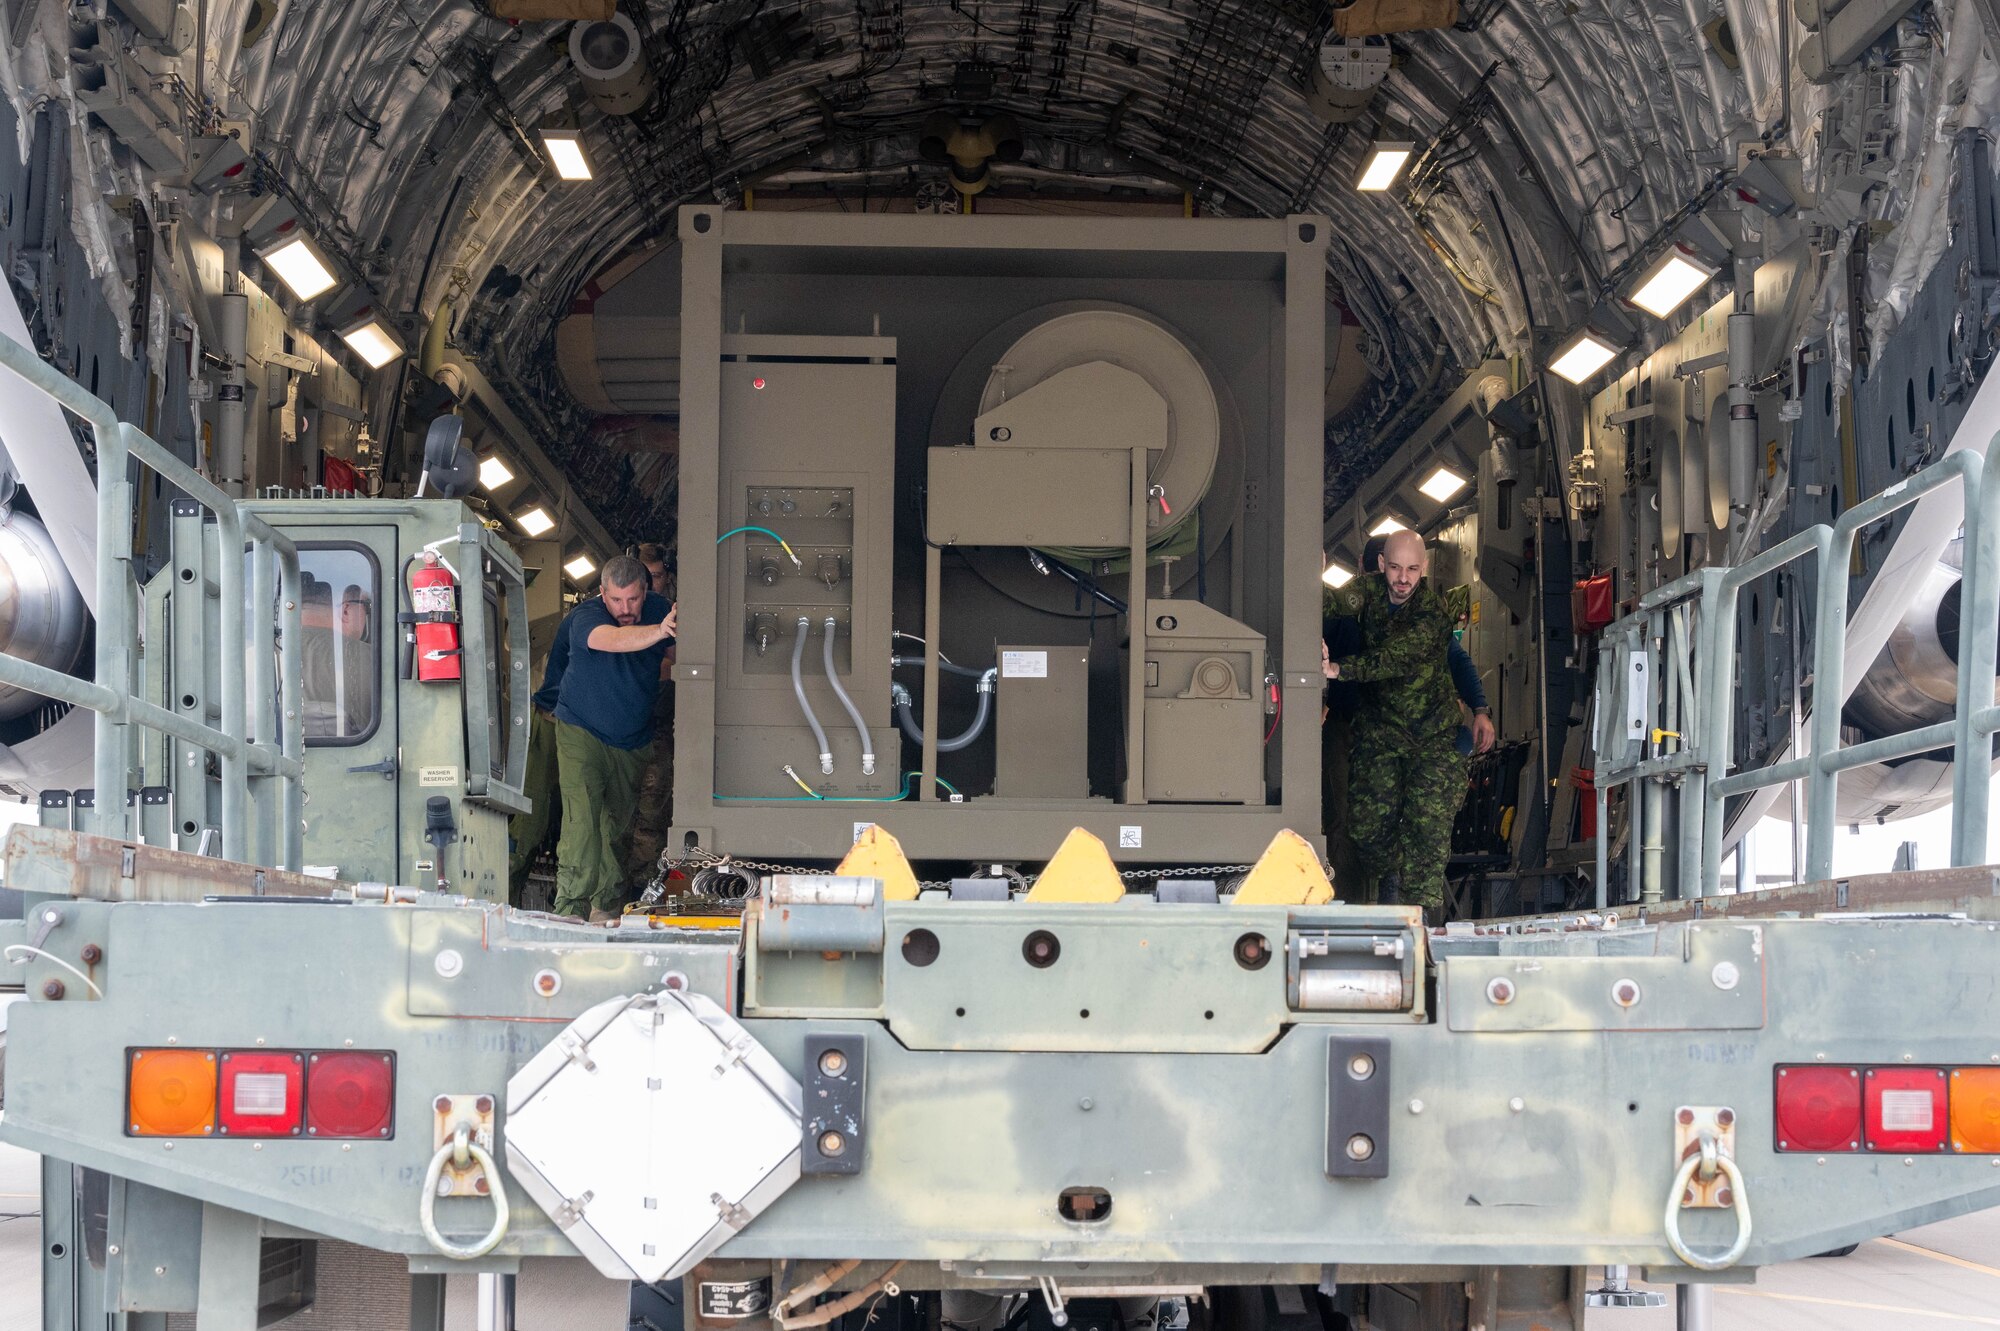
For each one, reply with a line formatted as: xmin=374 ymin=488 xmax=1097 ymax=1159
xmin=1596 ymin=433 xmax=2000 ymax=903
xmin=0 ymin=332 xmax=305 ymax=869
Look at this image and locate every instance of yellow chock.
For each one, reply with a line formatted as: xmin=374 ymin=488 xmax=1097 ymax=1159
xmin=835 ymin=824 xmax=922 ymax=902
xmin=1232 ymin=829 xmax=1335 ymax=906
xmin=1023 ymin=827 xmax=1126 ymax=903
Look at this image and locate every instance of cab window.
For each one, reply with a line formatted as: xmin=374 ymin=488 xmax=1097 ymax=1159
xmin=249 ymin=544 xmax=381 ymax=746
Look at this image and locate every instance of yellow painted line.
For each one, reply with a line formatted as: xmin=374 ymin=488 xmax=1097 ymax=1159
xmin=1876 ymin=1235 xmax=2000 ymax=1281
xmin=1718 ymin=1288 xmax=2000 ymax=1325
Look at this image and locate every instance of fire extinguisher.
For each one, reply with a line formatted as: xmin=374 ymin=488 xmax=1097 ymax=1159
xmin=406 ymin=552 xmax=462 ymax=682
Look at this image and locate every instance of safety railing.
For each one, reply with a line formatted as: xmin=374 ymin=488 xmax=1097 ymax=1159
xmin=0 ymin=333 xmax=304 ymax=868
xmin=1595 ymin=434 xmax=2000 ymax=902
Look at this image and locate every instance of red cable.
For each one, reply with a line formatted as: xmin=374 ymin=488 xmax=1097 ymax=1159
xmin=1263 ymin=680 xmax=1282 ymax=745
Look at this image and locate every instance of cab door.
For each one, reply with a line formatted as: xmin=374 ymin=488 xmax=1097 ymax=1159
xmin=285 ymin=532 xmax=400 ymax=880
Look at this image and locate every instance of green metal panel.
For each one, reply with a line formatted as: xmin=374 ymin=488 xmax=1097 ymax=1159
xmin=6 ymin=871 xmax=2000 ymax=1279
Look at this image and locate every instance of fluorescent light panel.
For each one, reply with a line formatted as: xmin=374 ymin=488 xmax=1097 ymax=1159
xmin=563 ymin=554 xmax=596 ymax=579
xmin=1548 ymin=330 xmax=1622 ymax=385
xmin=1356 ymin=143 xmax=1413 ymax=192
xmin=338 ymin=317 xmax=403 ymax=370
xmin=516 ymin=506 xmax=555 ymax=537
xmin=541 ymin=129 xmax=592 ymax=181
xmin=1418 ymin=466 xmax=1468 ymax=502
xmin=1628 ymin=248 xmax=1715 ymax=319
xmin=259 ymin=235 xmax=339 ymax=301
xmin=1322 ymin=561 xmax=1356 ymax=588
xmin=478 ymin=456 xmax=515 ymax=490
xmin=1368 ymin=515 xmax=1408 ymax=537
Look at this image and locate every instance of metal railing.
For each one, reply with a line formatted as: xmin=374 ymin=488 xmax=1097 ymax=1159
xmin=0 ymin=334 xmax=304 ymax=868
xmin=1594 ymin=433 xmax=2000 ymax=902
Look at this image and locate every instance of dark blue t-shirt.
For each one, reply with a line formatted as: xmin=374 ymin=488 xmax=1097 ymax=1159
xmin=552 ymin=592 xmax=673 ymax=750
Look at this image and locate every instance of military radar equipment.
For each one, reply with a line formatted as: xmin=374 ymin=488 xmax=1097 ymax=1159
xmin=671 ymin=207 xmax=1327 ymax=867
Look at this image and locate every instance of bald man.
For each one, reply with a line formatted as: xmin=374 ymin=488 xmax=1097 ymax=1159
xmin=1322 ymin=530 xmax=1469 ymax=910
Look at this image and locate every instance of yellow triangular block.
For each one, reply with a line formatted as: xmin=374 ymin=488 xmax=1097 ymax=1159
xmin=1232 ymin=828 xmax=1335 ymax=905
xmin=1023 ymin=827 xmax=1125 ymax=902
xmin=835 ymin=824 xmax=922 ymax=902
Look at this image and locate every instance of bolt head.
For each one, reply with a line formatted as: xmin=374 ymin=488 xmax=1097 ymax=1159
xmin=41 ymin=979 xmax=63 ymax=1000
xmin=79 ymin=943 xmax=102 ymax=964
xmin=1486 ymin=977 xmax=1516 ymax=1005
xmin=1408 ymin=1098 xmax=1425 ymax=1114
xmin=1348 ymin=1053 xmax=1376 ymax=1081
xmin=475 ymin=1095 xmax=494 ymax=1114
xmin=1716 ymin=1108 xmax=1735 ymax=1127
xmin=433 ymin=1095 xmax=452 ymax=1114
xmin=1509 ymin=1096 xmax=1525 ymax=1113
xmin=474 ymin=1176 xmax=490 ymax=1194
xmin=818 ymin=1049 xmax=848 ymax=1077
xmin=819 ymin=1131 xmax=846 ymax=1156
xmin=1677 ymin=1108 xmax=1696 ymax=1125
xmin=1717 ymin=1188 xmax=1733 ymax=1206
xmin=1344 ymin=1133 xmax=1375 ymax=1161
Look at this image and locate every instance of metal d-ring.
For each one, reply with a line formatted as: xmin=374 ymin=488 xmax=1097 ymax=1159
xmin=420 ymin=1130 xmax=510 ymax=1260
xmin=1664 ymin=1148 xmax=1752 ymax=1271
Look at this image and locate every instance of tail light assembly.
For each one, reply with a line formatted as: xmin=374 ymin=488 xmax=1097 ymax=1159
xmin=1776 ymin=1064 xmax=1999 ymax=1155
xmin=127 ymin=1048 xmax=395 ymax=1139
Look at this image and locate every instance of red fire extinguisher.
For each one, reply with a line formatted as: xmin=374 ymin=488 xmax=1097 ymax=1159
xmin=408 ymin=553 xmax=462 ymax=682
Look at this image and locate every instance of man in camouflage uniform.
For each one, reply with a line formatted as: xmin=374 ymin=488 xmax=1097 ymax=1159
xmin=1322 ymin=529 xmax=1467 ymax=909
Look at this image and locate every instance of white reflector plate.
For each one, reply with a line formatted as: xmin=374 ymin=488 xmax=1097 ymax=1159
xmin=504 ymin=991 xmax=802 ymax=1284
xmin=1880 ymin=1089 xmax=1935 ymax=1133
xmin=233 ymin=1072 xmax=290 ymax=1117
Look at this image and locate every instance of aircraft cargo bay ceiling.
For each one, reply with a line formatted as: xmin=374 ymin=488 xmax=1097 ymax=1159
xmin=5 ymin=0 xmax=1996 ymax=551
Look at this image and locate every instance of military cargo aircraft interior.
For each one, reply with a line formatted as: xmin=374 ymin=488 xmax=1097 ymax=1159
xmin=5 ymin=1 xmax=2000 ymax=1329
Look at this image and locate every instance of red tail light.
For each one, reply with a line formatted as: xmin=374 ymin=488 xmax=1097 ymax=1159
xmin=304 ymin=1051 xmax=395 ymax=1138
xmin=1775 ymin=1066 xmax=1861 ymax=1152
xmin=1865 ymin=1068 xmax=1949 ymax=1153
xmin=218 ymin=1052 xmax=304 ymax=1137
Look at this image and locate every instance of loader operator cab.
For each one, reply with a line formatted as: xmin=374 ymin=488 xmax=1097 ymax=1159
xmin=140 ymin=496 xmax=532 ymax=897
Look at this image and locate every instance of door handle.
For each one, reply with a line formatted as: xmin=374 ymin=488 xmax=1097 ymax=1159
xmin=348 ymin=755 xmax=399 ymax=779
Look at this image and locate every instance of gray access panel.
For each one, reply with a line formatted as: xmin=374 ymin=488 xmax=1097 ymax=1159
xmin=994 ymin=645 xmax=1090 ymax=798
xmin=714 ymin=343 xmax=898 ymax=799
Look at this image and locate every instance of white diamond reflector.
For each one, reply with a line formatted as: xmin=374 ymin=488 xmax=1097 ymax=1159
xmin=1880 ymin=1089 xmax=1935 ymax=1134
xmin=232 ymin=1072 xmax=290 ymax=1117
xmin=505 ymin=991 xmax=803 ymax=1284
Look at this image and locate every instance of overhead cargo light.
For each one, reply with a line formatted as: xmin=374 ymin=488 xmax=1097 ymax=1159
xmin=1418 ymin=466 xmax=1468 ymax=502
xmin=1367 ymin=515 xmax=1408 ymax=537
xmin=1548 ymin=329 xmax=1623 ymax=385
xmin=540 ymin=127 xmax=593 ymax=181
xmin=1627 ymin=245 xmax=1716 ymax=319
xmin=337 ymin=314 xmax=404 ymax=370
xmin=257 ymin=234 xmax=340 ymax=302
xmin=1355 ymin=136 xmax=1414 ymax=192
xmin=1322 ymin=560 xmax=1356 ymax=588
xmin=479 ymin=455 xmax=516 ymax=491
xmin=564 ymin=553 xmax=597 ymax=580
xmin=516 ymin=506 xmax=556 ymax=538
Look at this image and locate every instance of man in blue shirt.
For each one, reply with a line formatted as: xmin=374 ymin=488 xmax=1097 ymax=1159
xmin=548 ymin=555 xmax=677 ymax=920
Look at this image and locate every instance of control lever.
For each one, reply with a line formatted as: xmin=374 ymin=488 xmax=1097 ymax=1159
xmin=424 ymin=797 xmax=458 ymax=891
xmin=348 ymin=755 xmax=399 ymax=779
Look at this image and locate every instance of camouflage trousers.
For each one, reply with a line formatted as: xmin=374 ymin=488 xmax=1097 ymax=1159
xmin=553 ymin=720 xmax=650 ymax=918
xmin=617 ymin=688 xmax=674 ymax=889
xmin=1346 ymin=724 xmax=1466 ymax=908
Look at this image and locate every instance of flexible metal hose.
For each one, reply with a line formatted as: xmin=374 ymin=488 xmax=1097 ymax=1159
xmin=823 ymin=618 xmax=875 ymax=775
xmin=791 ymin=618 xmax=833 ymax=774
xmin=892 ymin=671 xmax=994 ymax=753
